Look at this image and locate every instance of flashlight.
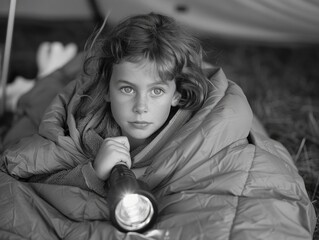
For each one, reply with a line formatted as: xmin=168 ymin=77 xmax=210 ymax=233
xmin=108 ymin=164 xmax=158 ymax=232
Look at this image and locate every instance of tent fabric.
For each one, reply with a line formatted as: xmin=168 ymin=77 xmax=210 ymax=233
xmin=0 ymin=66 xmax=316 ymax=239
xmin=142 ymin=0 xmax=319 ymax=44
xmin=1 ymin=0 xmax=319 ymax=44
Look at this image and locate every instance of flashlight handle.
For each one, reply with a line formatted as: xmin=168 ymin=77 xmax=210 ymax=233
xmin=110 ymin=163 xmax=136 ymax=180
xmin=109 ymin=164 xmax=138 ymax=192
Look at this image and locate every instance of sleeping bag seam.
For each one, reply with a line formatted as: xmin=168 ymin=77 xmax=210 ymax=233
xmin=228 ymin=144 xmax=255 ymax=240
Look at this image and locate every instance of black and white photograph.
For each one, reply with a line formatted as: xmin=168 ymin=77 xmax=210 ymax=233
xmin=0 ymin=1 xmax=318 ymax=239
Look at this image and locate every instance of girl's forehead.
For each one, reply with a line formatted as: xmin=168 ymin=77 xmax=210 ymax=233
xmin=110 ymin=60 xmax=178 ymax=90
xmin=113 ymin=60 xmax=162 ymax=80
xmin=113 ymin=58 xmax=175 ymax=83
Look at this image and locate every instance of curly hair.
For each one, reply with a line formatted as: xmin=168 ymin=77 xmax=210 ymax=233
xmin=76 ymin=12 xmax=209 ymax=141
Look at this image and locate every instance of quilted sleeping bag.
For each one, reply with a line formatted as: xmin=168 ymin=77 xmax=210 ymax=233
xmin=0 ymin=67 xmax=316 ymax=239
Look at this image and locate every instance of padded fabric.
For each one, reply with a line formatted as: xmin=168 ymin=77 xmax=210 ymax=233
xmin=0 ymin=67 xmax=316 ymax=239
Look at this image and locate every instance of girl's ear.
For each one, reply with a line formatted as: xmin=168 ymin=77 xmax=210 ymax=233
xmin=171 ymin=91 xmax=181 ymax=107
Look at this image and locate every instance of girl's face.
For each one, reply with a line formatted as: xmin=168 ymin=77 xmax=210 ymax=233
xmin=107 ymin=61 xmax=180 ymax=149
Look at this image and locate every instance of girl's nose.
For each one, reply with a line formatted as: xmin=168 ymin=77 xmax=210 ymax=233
xmin=133 ymin=95 xmax=148 ymax=114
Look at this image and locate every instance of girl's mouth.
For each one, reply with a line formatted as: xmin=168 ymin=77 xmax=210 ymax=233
xmin=130 ymin=121 xmax=151 ymax=129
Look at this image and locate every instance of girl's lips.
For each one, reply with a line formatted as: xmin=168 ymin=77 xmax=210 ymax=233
xmin=130 ymin=121 xmax=151 ymax=129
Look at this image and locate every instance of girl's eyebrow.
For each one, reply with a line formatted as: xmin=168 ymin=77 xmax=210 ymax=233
xmin=115 ymin=79 xmax=133 ymax=85
xmin=116 ymin=79 xmax=169 ymax=87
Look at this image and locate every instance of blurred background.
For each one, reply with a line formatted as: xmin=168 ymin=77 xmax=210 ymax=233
xmin=1 ymin=0 xmax=319 ymax=238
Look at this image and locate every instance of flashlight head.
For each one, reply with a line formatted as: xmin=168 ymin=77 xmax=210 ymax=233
xmin=114 ymin=192 xmax=156 ymax=231
xmin=108 ymin=164 xmax=158 ymax=232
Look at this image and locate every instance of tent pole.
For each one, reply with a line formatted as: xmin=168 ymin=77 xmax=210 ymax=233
xmin=0 ymin=0 xmax=17 ymax=116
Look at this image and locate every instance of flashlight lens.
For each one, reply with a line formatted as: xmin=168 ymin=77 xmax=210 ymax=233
xmin=115 ymin=193 xmax=154 ymax=231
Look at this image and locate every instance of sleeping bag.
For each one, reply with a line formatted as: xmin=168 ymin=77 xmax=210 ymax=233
xmin=0 ymin=66 xmax=316 ymax=239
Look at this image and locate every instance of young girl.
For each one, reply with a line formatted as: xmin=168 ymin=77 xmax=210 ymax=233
xmin=74 ymin=12 xmax=209 ymax=183
xmin=0 ymin=12 xmax=316 ymax=239
xmin=3 ymin=12 xmax=209 ymax=194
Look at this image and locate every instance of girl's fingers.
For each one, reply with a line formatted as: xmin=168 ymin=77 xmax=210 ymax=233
xmin=103 ymin=136 xmax=130 ymax=151
xmin=101 ymin=139 xmax=130 ymax=160
xmin=101 ymin=137 xmax=132 ymax=167
xmin=111 ymin=136 xmax=130 ymax=151
xmin=94 ymin=136 xmax=133 ymax=180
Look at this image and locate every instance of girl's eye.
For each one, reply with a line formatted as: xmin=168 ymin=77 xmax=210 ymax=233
xmin=152 ymin=88 xmax=164 ymax=96
xmin=120 ymin=87 xmax=134 ymax=94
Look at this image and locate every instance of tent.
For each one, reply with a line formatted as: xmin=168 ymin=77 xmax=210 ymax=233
xmin=1 ymin=0 xmax=319 ymax=44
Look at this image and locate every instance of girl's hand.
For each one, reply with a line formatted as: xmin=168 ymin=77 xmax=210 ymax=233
xmin=93 ymin=136 xmax=131 ymax=180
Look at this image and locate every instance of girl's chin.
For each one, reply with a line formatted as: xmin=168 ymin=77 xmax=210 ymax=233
xmin=124 ymin=128 xmax=155 ymax=140
xmin=125 ymin=131 xmax=155 ymax=147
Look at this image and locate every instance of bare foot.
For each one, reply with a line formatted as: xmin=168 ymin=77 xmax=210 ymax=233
xmin=36 ymin=42 xmax=78 ymax=78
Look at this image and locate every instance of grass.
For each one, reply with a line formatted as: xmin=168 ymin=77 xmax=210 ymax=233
xmin=202 ymin=40 xmax=319 ymax=239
